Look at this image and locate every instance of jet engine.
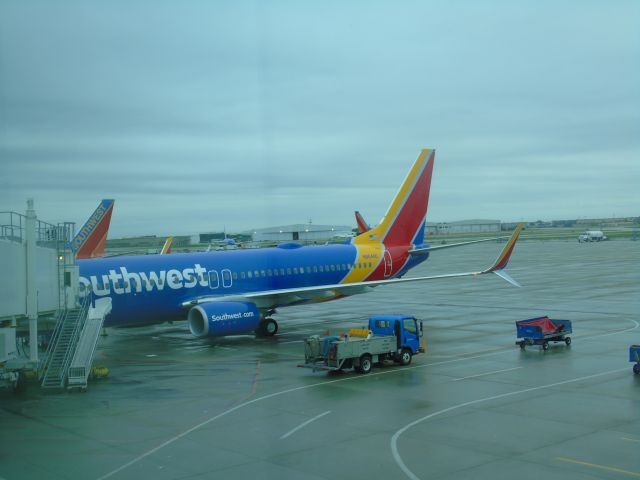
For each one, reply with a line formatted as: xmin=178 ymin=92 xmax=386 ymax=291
xmin=188 ymin=301 xmax=261 ymax=337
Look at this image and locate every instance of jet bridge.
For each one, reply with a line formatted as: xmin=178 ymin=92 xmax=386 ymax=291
xmin=0 ymin=200 xmax=108 ymax=391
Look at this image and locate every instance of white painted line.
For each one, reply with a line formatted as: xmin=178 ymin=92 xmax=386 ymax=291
xmin=96 ymin=347 xmax=513 ymax=480
xmin=451 ymin=366 xmax=522 ymax=382
xmin=280 ymin=411 xmax=331 ymax=440
xmin=390 ymin=367 xmax=628 ymax=480
xmin=279 ymin=340 xmax=303 ymax=345
xmin=622 ymin=437 xmax=640 ymax=443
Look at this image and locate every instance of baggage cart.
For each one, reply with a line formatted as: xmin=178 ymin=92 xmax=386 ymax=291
xmin=515 ymin=316 xmax=572 ymax=351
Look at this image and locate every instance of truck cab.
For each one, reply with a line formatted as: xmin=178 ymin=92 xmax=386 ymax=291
xmin=368 ymin=314 xmax=424 ymax=355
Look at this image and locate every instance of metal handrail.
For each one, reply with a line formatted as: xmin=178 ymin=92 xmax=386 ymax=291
xmin=39 ymin=308 xmax=67 ymax=378
xmin=57 ymin=295 xmax=91 ymax=385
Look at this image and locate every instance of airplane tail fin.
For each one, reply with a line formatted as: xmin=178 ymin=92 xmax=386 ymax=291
xmin=160 ymin=236 xmax=174 ymax=255
xmin=362 ymin=149 xmax=435 ymax=247
xmin=72 ymin=199 xmax=114 ymax=259
xmin=355 ymin=211 xmax=369 ymax=234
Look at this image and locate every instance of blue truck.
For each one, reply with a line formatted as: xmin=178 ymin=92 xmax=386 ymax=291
xmin=302 ymin=314 xmax=425 ymax=374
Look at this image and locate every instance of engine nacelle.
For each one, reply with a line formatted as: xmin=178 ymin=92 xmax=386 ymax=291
xmin=188 ymin=301 xmax=261 ymax=338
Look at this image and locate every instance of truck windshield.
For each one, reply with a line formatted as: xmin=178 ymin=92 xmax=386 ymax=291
xmin=403 ymin=318 xmax=417 ymax=334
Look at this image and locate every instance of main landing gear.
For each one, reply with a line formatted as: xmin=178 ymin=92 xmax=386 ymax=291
xmin=255 ymin=317 xmax=278 ymax=337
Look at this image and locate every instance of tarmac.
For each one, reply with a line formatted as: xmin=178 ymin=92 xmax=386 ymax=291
xmin=1 ymin=239 xmax=639 ymax=480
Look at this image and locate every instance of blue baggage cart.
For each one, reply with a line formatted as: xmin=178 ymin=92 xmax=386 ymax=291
xmin=515 ymin=316 xmax=572 ymax=351
xmin=630 ymin=345 xmax=640 ymax=374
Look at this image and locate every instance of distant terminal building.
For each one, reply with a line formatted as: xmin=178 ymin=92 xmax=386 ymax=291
xmin=426 ymin=219 xmax=501 ymax=236
xmin=248 ymin=224 xmax=353 ymax=243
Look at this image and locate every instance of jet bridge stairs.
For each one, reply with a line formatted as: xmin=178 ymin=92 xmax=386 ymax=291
xmin=40 ymin=296 xmax=111 ymax=391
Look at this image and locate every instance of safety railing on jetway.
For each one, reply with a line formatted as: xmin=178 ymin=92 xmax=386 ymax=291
xmin=0 ymin=211 xmax=65 ymax=245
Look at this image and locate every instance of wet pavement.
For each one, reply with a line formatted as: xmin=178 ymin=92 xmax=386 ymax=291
xmin=1 ymin=239 xmax=638 ymax=480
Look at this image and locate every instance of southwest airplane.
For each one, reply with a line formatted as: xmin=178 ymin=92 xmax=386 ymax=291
xmin=72 ymin=199 xmax=115 ymax=259
xmin=77 ymin=149 xmax=523 ymax=338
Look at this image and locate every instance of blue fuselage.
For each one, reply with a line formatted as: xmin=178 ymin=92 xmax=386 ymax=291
xmin=78 ymin=243 xmax=433 ymax=327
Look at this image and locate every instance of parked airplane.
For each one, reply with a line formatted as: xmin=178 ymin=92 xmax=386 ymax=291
xmin=355 ymin=211 xmax=370 ymax=234
xmin=77 ymin=149 xmax=523 ymax=338
xmin=72 ymin=199 xmax=114 ymax=259
xmin=160 ymin=236 xmax=174 ymax=254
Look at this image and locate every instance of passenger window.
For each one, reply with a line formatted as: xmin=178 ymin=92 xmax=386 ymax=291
xmin=273 ymin=269 xmax=279 ymax=276
xmin=222 ymin=269 xmax=232 ymax=288
xmin=319 ymin=266 xmax=324 ymax=272
xmin=248 ymin=271 xmax=253 ymax=278
xmin=293 ymin=268 xmax=298 ymax=274
xmin=254 ymin=270 xmax=259 ymax=277
xmin=287 ymin=268 xmax=292 ymax=275
xmin=330 ymin=265 xmax=335 ymax=271
xmin=232 ymin=272 xmax=238 ymax=280
xmin=267 ymin=269 xmax=272 ymax=276
xmin=280 ymin=268 xmax=285 ymax=275
xmin=313 ymin=266 xmax=318 ymax=273
xmin=306 ymin=266 xmax=311 ymax=273
xmin=208 ymin=271 xmax=219 ymax=289
xmin=261 ymin=270 xmax=266 ymax=277
xmin=241 ymin=272 xmax=246 ymax=279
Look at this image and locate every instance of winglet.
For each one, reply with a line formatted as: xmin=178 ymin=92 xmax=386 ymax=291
xmin=482 ymin=223 xmax=523 ymax=286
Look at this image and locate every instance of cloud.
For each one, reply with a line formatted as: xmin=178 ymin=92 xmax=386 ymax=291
xmin=1 ymin=1 xmax=638 ymax=235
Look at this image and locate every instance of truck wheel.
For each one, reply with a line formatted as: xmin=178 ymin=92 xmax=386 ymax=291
xmin=634 ymin=364 xmax=640 ymax=375
xmin=519 ymin=341 xmax=525 ymax=350
xmin=542 ymin=341 xmax=549 ymax=351
xmin=359 ymin=354 xmax=372 ymax=374
xmin=399 ymin=348 xmax=412 ymax=366
xmin=564 ymin=337 xmax=571 ymax=346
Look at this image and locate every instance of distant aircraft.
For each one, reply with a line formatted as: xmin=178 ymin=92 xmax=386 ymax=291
xmin=355 ymin=211 xmax=370 ymax=234
xmin=160 ymin=236 xmax=174 ymax=255
xmin=72 ymin=199 xmax=114 ymax=259
xmin=77 ymin=149 xmax=523 ymax=338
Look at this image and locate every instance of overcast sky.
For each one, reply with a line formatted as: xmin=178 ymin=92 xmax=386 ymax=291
xmin=1 ymin=1 xmax=638 ymax=237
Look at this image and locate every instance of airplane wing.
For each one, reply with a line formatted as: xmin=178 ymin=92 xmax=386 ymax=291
xmin=409 ymin=236 xmax=508 ymax=255
xmin=183 ymin=224 xmax=523 ymax=310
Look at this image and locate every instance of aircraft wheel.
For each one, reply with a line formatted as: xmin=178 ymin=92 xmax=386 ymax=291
xmin=264 ymin=318 xmax=278 ymax=336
